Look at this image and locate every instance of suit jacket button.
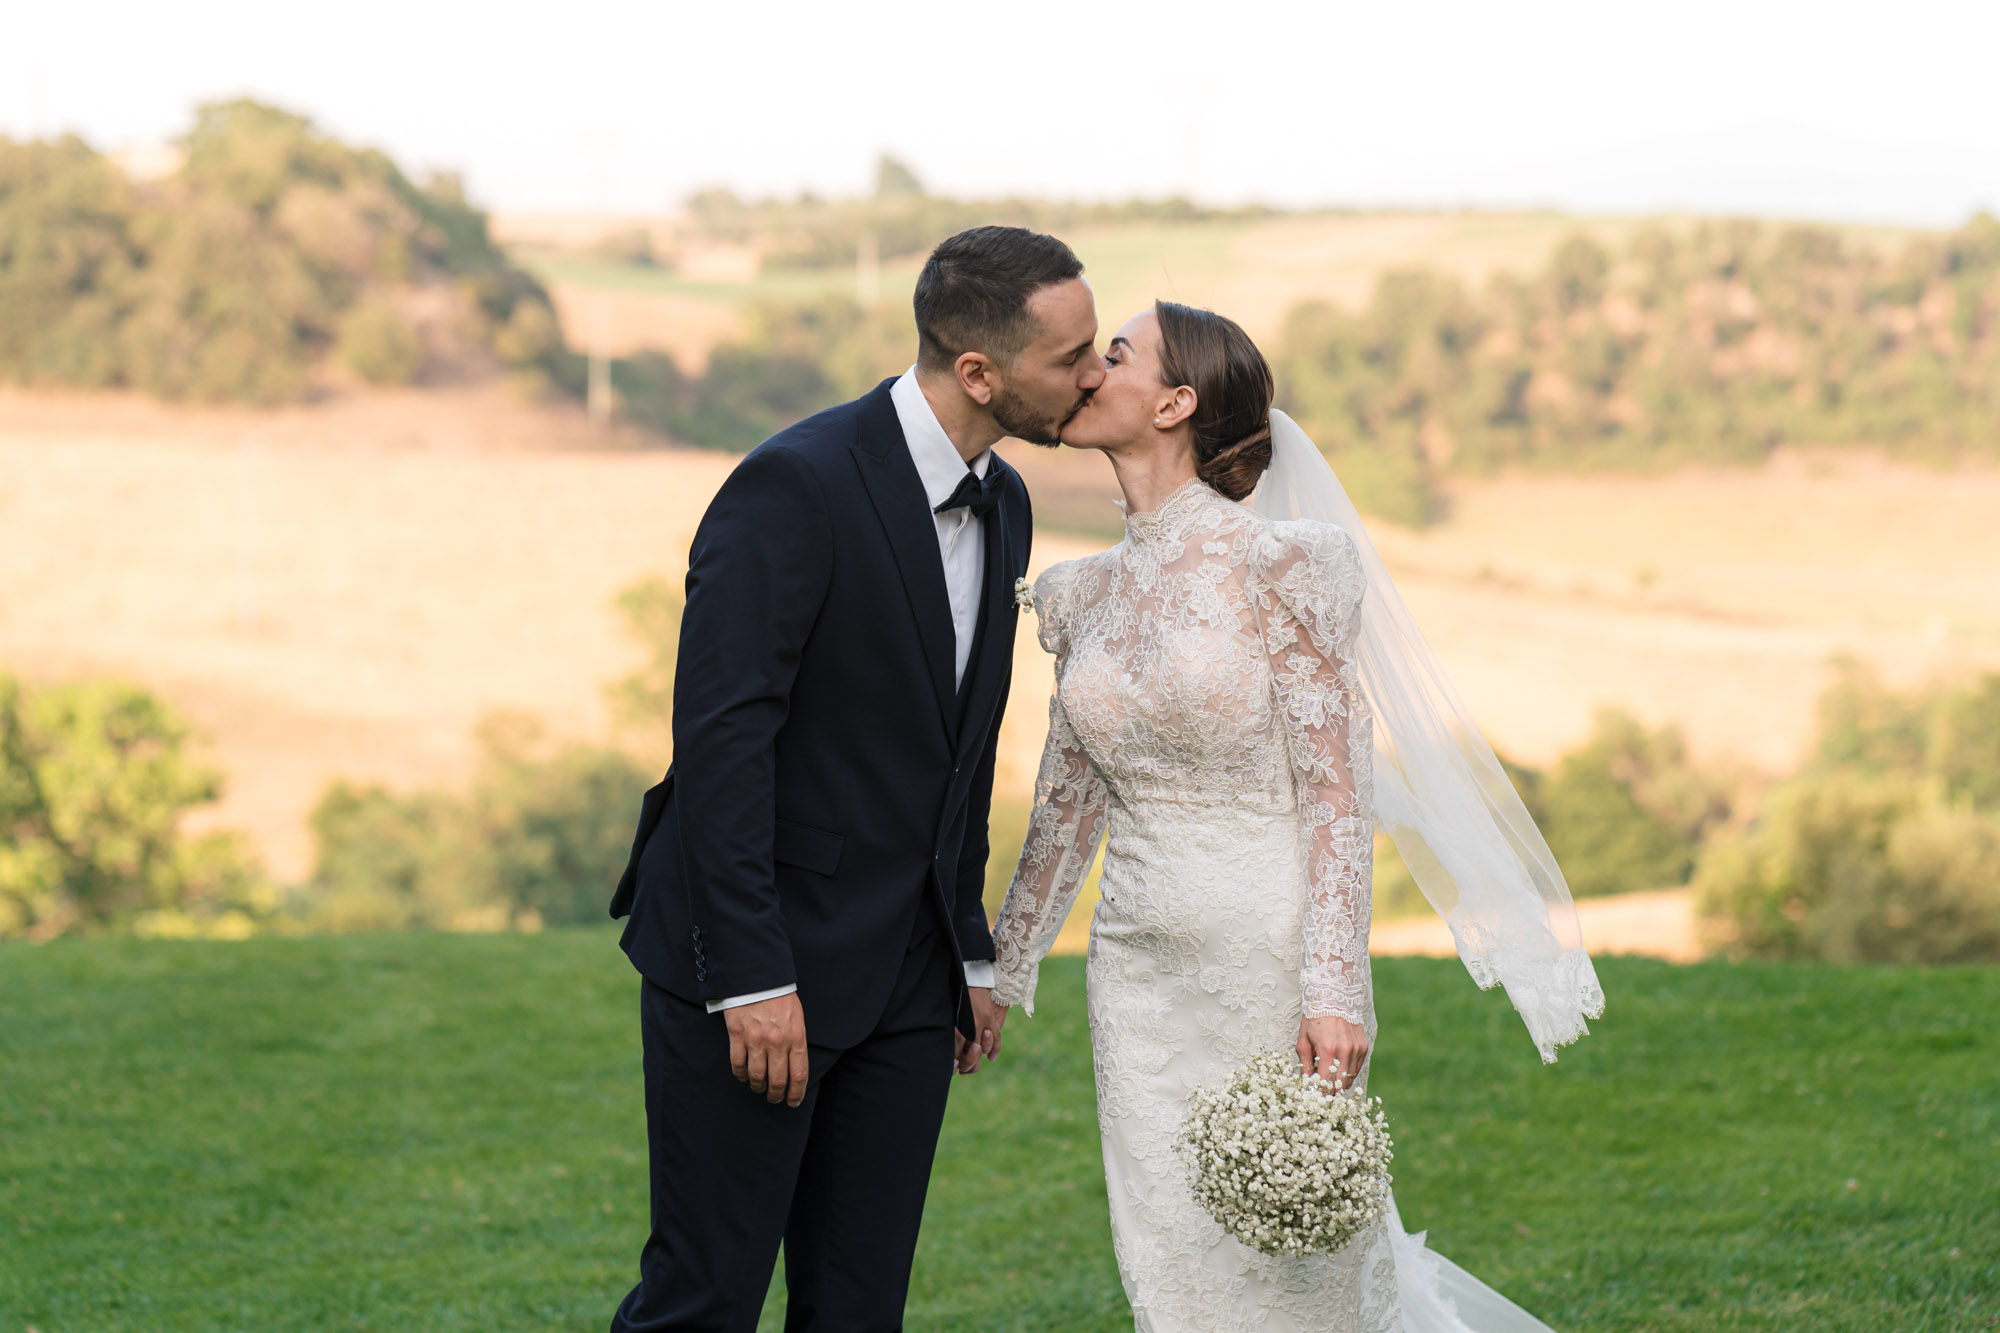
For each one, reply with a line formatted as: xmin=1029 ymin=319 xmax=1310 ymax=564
xmin=696 ymin=967 xmax=708 ymax=982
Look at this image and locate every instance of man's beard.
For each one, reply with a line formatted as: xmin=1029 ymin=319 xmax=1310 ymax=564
xmin=993 ymin=384 xmax=1087 ymax=447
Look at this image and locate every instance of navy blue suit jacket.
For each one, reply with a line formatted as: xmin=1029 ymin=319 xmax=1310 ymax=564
xmin=610 ymin=379 xmax=1032 ymax=1049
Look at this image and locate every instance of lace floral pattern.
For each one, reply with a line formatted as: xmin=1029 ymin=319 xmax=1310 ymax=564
xmin=992 ymin=479 xmax=1417 ymax=1330
xmin=991 ymin=477 xmax=1375 ymax=1024
xmin=990 ymin=478 xmax=1558 ymax=1332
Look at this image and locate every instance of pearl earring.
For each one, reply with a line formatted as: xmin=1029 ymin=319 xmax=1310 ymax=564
xmin=1154 ymin=417 xmax=1162 ymax=426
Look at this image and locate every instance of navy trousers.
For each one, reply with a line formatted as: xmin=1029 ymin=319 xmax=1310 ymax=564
xmin=609 ymin=905 xmax=957 ymax=1333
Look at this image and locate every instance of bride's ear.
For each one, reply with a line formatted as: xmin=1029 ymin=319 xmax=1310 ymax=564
xmin=1153 ymin=384 xmax=1197 ymax=431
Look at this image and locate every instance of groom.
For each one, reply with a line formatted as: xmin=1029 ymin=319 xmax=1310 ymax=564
xmin=607 ymin=225 xmax=1104 ymax=1331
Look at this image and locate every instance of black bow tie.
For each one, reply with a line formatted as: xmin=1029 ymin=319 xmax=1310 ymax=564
xmin=934 ymin=466 xmax=1002 ymax=519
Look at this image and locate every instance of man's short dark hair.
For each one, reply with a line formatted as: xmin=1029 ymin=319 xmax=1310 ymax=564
xmin=913 ymin=226 xmax=1084 ymax=373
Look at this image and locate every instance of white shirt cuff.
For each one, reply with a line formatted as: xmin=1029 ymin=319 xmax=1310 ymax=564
xmin=705 ymin=984 xmax=798 ymax=1014
xmin=709 ymin=968 xmax=992 ymax=1012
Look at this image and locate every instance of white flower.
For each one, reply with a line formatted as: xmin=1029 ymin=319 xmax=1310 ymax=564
xmin=1014 ymin=576 xmax=1034 ymax=613
xmin=1177 ymin=1049 xmax=1394 ymax=1259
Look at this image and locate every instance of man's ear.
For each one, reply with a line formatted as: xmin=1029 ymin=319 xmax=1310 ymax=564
xmin=954 ymin=351 xmax=997 ymax=407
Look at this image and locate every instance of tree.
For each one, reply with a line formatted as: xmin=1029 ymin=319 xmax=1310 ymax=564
xmin=0 ymin=101 xmax=577 ymax=404
xmin=874 ymin=155 xmax=926 ymax=200
xmin=0 ymin=673 xmax=266 ymax=939
xmin=300 ymin=716 xmax=647 ymax=933
xmin=1695 ymin=666 xmax=2000 ymax=962
xmin=605 ymin=574 xmax=682 ymax=761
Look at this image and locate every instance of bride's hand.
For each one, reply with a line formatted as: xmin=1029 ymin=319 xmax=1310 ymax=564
xmin=1297 ymin=1015 xmax=1369 ymax=1091
xmin=984 ymin=1003 xmax=1009 ymax=1062
xmin=956 ymin=988 xmax=1009 ymax=1074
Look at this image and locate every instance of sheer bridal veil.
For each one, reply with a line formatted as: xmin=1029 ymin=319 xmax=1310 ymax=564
xmin=1255 ymin=411 xmax=1605 ymax=1061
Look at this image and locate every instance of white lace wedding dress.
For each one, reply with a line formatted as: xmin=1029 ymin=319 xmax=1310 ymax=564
xmin=991 ymin=477 xmax=1557 ymax=1333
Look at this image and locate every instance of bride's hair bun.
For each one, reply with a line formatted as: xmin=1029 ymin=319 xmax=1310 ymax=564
xmin=1198 ymin=421 xmax=1274 ymax=503
xmin=1153 ymin=301 xmax=1276 ymax=503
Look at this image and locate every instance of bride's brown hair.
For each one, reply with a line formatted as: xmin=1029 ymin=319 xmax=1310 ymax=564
xmin=1153 ymin=300 xmax=1274 ymax=502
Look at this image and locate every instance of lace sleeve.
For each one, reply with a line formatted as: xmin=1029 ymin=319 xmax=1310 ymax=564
xmin=990 ymin=566 xmax=1109 ymax=1016
xmin=1252 ymin=522 xmax=1375 ymax=1024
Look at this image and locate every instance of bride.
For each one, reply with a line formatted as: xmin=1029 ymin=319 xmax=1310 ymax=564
xmin=985 ymin=301 xmax=1605 ymax=1332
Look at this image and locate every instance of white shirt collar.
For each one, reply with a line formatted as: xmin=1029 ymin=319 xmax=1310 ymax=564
xmin=891 ymin=366 xmax=989 ymax=511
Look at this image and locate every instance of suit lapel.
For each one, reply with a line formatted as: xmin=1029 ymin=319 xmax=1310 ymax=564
xmin=850 ymin=382 xmax=957 ymax=733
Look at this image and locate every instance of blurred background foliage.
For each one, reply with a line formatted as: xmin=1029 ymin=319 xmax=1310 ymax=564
xmin=982 ymin=670 xmax=2000 ymax=965
xmin=9 ymin=114 xmax=1998 ymax=526
xmin=0 ymin=672 xmax=269 ymax=941
xmin=10 ymin=561 xmax=1998 ymax=961
xmin=0 ymin=574 xmax=677 ymax=941
xmin=1276 ymin=221 xmax=2000 ymax=522
xmin=603 ymin=170 xmax=2000 ymax=526
xmin=4 ymin=111 xmax=1996 ymax=963
xmin=0 ymin=100 xmax=577 ymax=403
xmin=299 ymin=716 xmax=647 ymax=933
xmin=610 ymin=295 xmax=915 ymax=453
xmin=678 ymin=154 xmax=1275 ymax=273
xmin=291 ymin=575 xmax=678 ymax=934
xmin=1696 ymin=663 xmax=2000 ymax=963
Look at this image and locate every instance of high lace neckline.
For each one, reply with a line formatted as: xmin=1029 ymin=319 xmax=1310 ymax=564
xmin=1122 ymin=475 xmax=1216 ymax=547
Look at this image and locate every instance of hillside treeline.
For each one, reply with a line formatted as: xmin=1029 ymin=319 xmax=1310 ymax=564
xmin=0 ymin=101 xmax=574 ymax=403
xmin=624 ymin=215 xmax=2000 ymax=521
xmin=613 ymin=296 xmax=916 ymax=452
xmin=1278 ymin=218 xmax=2000 ymax=522
xmin=668 ymin=155 xmax=1277 ymax=271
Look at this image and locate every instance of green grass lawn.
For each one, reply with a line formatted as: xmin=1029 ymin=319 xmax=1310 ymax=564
xmin=2 ymin=933 xmax=1994 ymax=1331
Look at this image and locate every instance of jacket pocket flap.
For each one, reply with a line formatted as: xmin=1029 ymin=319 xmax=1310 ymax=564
xmin=773 ymin=819 xmax=843 ymax=876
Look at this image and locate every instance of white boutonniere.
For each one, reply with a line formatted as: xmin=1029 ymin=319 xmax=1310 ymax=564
xmin=1013 ymin=576 xmax=1034 ymax=613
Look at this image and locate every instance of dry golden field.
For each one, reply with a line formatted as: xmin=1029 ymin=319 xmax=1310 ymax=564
xmin=5 ymin=381 xmax=1994 ymax=899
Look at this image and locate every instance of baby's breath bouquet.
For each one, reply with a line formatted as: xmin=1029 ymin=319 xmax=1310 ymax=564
xmin=1178 ymin=1049 xmax=1394 ymax=1258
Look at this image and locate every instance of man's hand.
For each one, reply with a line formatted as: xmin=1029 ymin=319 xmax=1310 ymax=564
xmin=724 ymin=992 xmax=809 ymax=1107
xmin=1297 ymin=1014 xmax=1369 ymax=1091
xmin=955 ymin=988 xmax=1007 ymax=1074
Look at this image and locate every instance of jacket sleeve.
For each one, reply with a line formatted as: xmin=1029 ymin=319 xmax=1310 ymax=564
xmin=671 ymin=446 xmax=832 ymax=1002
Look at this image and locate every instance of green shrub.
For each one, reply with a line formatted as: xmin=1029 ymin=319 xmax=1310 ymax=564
xmin=476 ymin=720 xmax=650 ymax=927
xmin=1323 ymin=439 xmax=1439 ymax=529
xmin=612 ymin=334 xmax=838 ymax=452
xmin=299 ymin=574 xmax=677 ymax=933
xmin=604 ymin=574 xmax=681 ymax=762
xmin=1505 ymin=709 xmax=1739 ymax=898
xmin=1807 ymin=660 xmax=2000 ymax=810
xmin=1932 ymin=674 xmax=2000 ymax=810
xmin=1696 ymin=666 xmax=2000 ymax=962
xmin=607 ymin=292 xmax=917 ymax=451
xmin=299 ymin=717 xmax=647 ymax=933
xmin=304 ymin=780 xmax=481 ymax=932
xmin=0 ymin=672 xmax=267 ymax=939
xmin=1694 ymin=772 xmax=2000 ymax=963
xmin=337 ymin=297 xmax=423 ymax=384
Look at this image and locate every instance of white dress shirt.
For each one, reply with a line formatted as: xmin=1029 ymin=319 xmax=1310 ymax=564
xmin=708 ymin=368 xmax=996 ymax=1012
xmin=893 ymin=366 xmax=988 ymax=688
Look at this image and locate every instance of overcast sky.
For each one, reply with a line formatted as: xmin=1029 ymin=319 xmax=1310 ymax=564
xmin=7 ymin=0 xmax=1997 ymax=227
